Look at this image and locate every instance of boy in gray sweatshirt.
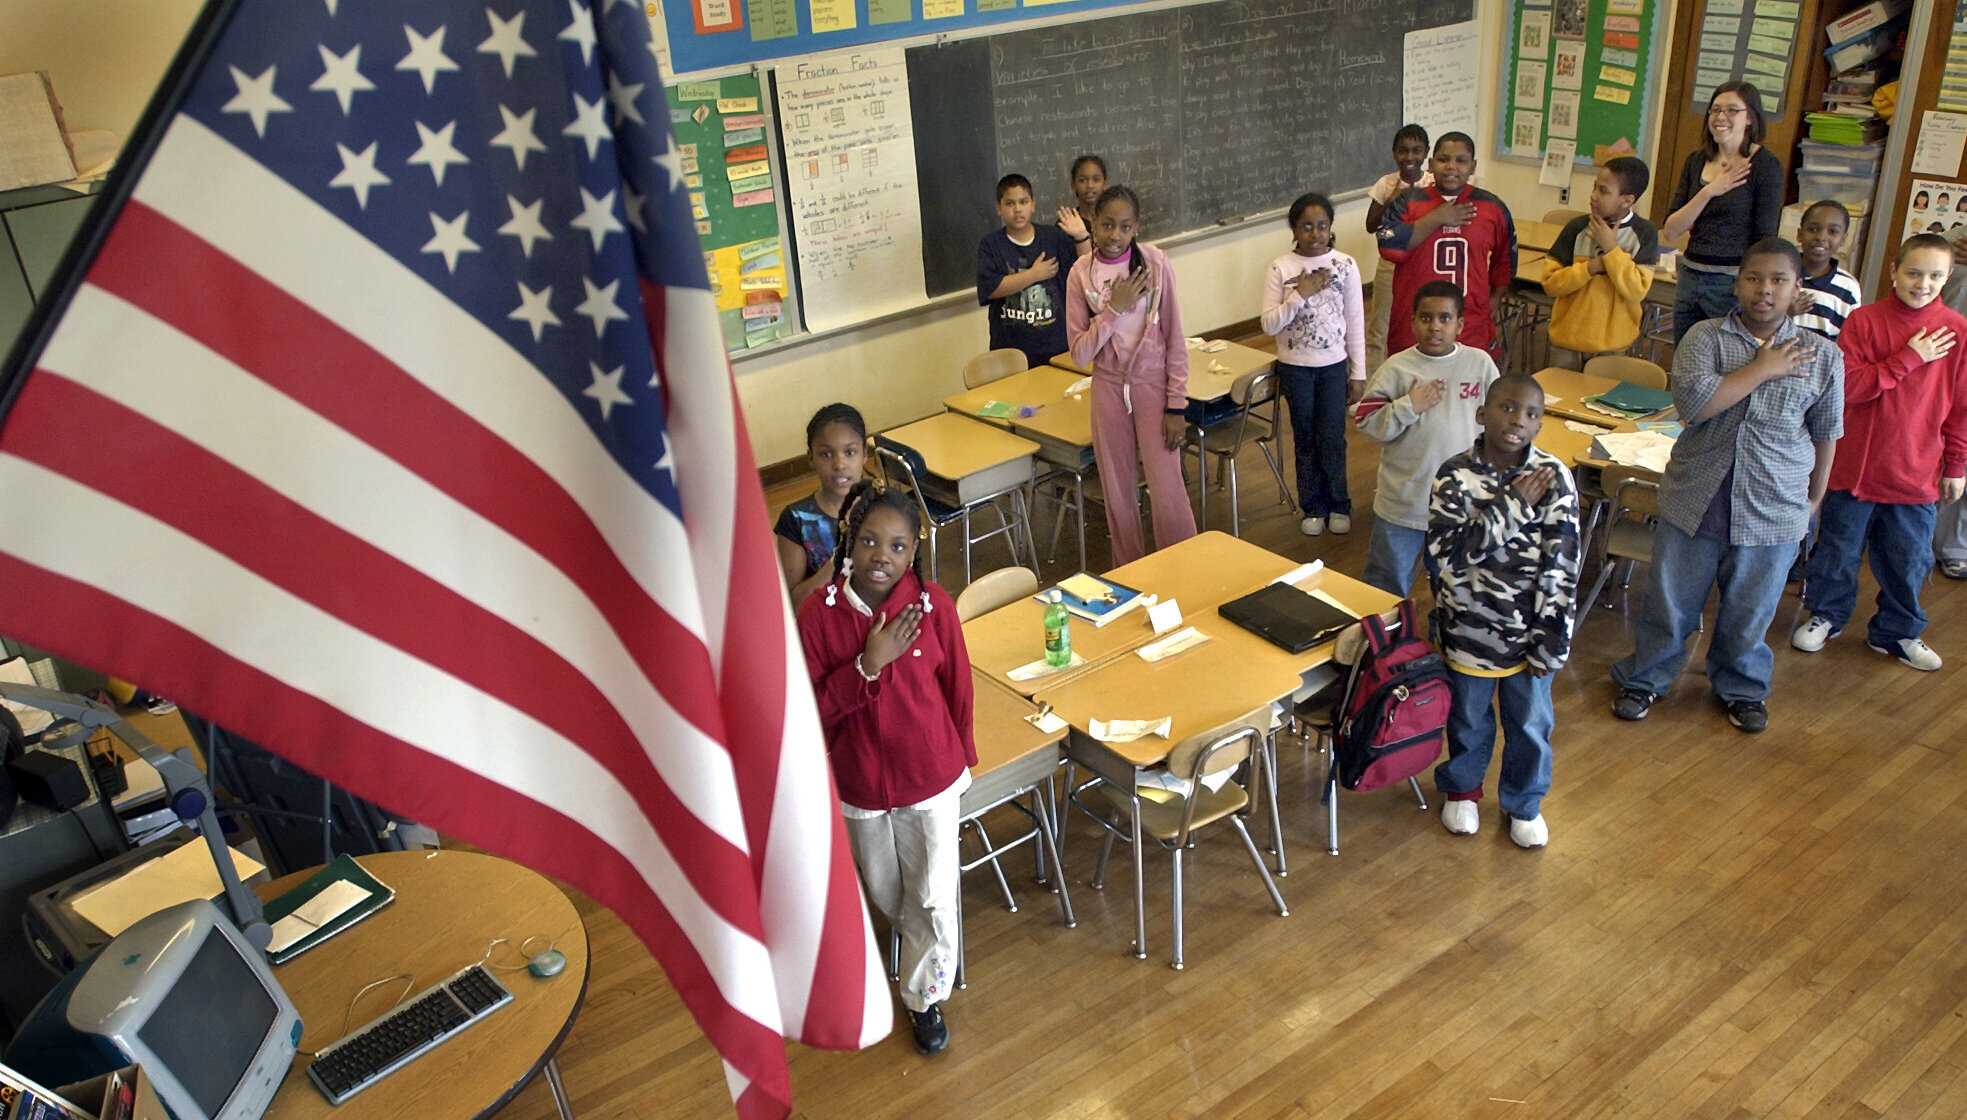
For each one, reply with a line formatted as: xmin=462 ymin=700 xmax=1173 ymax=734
xmin=1354 ymin=280 xmax=1502 ymax=596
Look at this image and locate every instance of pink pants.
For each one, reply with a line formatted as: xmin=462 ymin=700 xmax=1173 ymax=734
xmin=1090 ymin=375 xmax=1197 ymax=566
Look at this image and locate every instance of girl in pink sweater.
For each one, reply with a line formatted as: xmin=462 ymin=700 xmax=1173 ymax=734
xmin=1066 ymin=185 xmax=1196 ymax=565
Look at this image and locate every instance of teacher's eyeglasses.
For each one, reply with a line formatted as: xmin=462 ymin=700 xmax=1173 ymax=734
xmin=1709 ymin=105 xmax=1749 ymax=117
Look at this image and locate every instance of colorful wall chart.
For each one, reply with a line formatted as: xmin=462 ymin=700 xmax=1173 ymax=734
xmin=1497 ymin=0 xmax=1664 ymax=165
xmin=660 ymin=0 xmax=1164 ymax=74
xmin=666 ymin=72 xmax=794 ymax=351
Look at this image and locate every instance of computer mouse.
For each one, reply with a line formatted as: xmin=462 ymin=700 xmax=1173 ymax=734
xmin=528 ymin=949 xmax=566 ymax=978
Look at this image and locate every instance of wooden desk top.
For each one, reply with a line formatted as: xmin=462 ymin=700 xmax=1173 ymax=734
xmin=964 ymin=594 xmax=1160 ymax=696
xmin=261 ymin=850 xmax=587 ymax=1120
xmin=881 ymin=412 xmax=1039 ymax=480
xmin=1033 ymin=641 xmax=1302 ymax=767
xmin=1184 ymin=339 xmax=1275 ymax=404
xmin=1533 ymin=366 xmax=1670 ymax=425
xmin=1049 ymin=352 xmax=1090 ymax=375
xmin=969 ymin=669 xmax=1065 ymax=777
xmin=944 ymin=367 xmax=1093 ymax=450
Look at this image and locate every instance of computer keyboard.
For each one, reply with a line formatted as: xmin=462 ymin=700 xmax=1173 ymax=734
xmin=306 ymin=963 xmax=513 ymax=1104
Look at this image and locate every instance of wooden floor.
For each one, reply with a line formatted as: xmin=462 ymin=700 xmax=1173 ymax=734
xmin=496 ymin=366 xmax=1967 ymax=1120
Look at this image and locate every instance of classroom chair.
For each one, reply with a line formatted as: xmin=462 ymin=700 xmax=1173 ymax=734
xmin=1583 ymin=353 xmax=1669 ymax=391
xmin=874 ymin=438 xmax=1033 ymax=589
xmin=1074 ymin=718 xmax=1288 ymax=970
xmin=1541 ymin=208 xmax=1587 ymax=227
xmin=1581 ymin=464 xmax=1661 ymax=613
xmin=962 ymin=348 xmax=1028 ymax=389
xmin=1180 ymin=368 xmax=1291 ymax=537
xmin=1290 ymin=615 xmax=1428 ymax=857
xmin=955 ymin=566 xmax=1040 ymax=621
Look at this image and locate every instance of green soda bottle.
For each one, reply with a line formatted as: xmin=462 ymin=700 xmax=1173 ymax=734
xmin=1044 ymin=589 xmax=1071 ymax=668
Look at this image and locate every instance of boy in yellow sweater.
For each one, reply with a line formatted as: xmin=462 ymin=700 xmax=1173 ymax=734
xmin=1541 ymin=157 xmax=1661 ymax=369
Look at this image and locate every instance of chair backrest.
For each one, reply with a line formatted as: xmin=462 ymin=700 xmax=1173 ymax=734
xmin=871 ymin=441 xmax=937 ymax=523
xmin=1602 ymin=464 xmax=1663 ymax=521
xmin=1231 ymin=367 xmax=1274 ymax=407
xmin=1166 ymin=718 xmax=1264 ymax=782
xmin=1542 ymin=208 xmax=1586 ymax=227
xmin=956 ymin=566 xmax=1039 ymax=621
xmin=1583 ymin=354 xmax=1670 ymax=391
xmin=963 ymin=348 xmax=1028 ymax=389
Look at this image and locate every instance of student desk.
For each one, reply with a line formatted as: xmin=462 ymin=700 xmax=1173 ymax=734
xmin=944 ymin=368 xmax=1097 ymax=570
xmin=1534 ymin=366 xmax=1671 ymax=426
xmin=960 ymin=669 xmax=1075 ymax=974
xmin=878 ymin=412 xmax=1040 ymax=584
xmin=973 ymin=532 xmax=1397 ymax=960
xmin=260 ymin=849 xmax=587 ymax=1120
xmin=1047 ymin=341 xmax=1274 ymax=412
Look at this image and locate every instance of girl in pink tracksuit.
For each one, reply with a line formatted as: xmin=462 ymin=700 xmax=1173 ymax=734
xmin=1066 ymin=185 xmax=1197 ymax=565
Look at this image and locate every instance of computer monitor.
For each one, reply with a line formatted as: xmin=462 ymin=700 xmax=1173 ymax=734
xmin=3 ymin=899 xmax=300 ymax=1120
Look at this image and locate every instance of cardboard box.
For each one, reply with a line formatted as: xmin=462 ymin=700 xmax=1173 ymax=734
xmin=0 ymin=72 xmax=77 ymax=192
xmin=1825 ymin=0 xmax=1909 ymax=47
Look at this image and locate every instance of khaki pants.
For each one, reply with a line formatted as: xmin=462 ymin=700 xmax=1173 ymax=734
xmin=1365 ymin=256 xmax=1396 ymax=374
xmin=844 ymin=800 xmax=961 ymax=1013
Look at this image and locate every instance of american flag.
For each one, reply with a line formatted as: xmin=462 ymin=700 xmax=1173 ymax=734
xmin=0 ymin=1 xmax=888 ymax=1115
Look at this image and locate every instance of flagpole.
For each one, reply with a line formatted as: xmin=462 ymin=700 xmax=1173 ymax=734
xmin=0 ymin=0 xmax=246 ymax=428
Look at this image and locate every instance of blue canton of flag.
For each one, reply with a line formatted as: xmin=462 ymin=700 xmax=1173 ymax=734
xmin=179 ymin=0 xmax=702 ymax=515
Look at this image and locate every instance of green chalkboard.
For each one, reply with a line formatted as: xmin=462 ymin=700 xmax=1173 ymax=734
xmin=1496 ymin=0 xmax=1664 ymax=166
xmin=665 ymin=72 xmax=794 ymax=351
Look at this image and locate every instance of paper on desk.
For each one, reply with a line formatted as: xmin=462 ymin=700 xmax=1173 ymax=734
xmin=1185 ymin=336 xmax=1205 ymax=347
xmin=1590 ymin=430 xmax=1676 ymax=473
xmin=1564 ymin=420 xmax=1604 ymax=435
xmin=1271 ymin=560 xmax=1324 ymax=586
xmin=1006 ymin=651 xmax=1086 ymax=680
xmin=1206 ymin=360 xmax=1230 ymax=374
xmin=266 ymin=879 xmax=374 ymax=953
xmin=71 ymin=840 xmax=266 ymax=937
xmin=1135 ymin=765 xmax=1232 ymax=802
xmin=1064 ymin=376 xmax=1091 ymax=395
xmin=1201 ymin=339 xmax=1228 ymax=353
xmin=1136 ymin=626 xmax=1208 ymax=662
xmin=1089 ymin=716 xmax=1172 ymax=742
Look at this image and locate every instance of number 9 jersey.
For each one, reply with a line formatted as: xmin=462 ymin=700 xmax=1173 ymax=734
xmin=1375 ymin=185 xmax=1518 ymax=359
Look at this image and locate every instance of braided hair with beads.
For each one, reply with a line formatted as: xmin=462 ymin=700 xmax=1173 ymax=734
xmin=823 ymin=479 xmax=934 ymax=613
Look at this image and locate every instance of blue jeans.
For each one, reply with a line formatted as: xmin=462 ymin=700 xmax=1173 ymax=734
xmin=1673 ymin=266 xmax=1737 ymax=344
xmin=1276 ymin=360 xmax=1351 ymax=517
xmin=1363 ymin=520 xmax=1433 ymax=598
xmin=1611 ymin=521 xmax=1795 ymax=703
xmin=1436 ymin=667 xmax=1554 ymax=821
xmin=1804 ymin=490 xmax=1936 ymax=644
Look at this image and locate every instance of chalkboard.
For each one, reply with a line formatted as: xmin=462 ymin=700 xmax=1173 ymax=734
xmin=907 ymin=0 xmax=1474 ymax=296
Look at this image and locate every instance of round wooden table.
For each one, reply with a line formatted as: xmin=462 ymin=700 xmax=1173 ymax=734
xmin=256 ymin=850 xmax=587 ymax=1120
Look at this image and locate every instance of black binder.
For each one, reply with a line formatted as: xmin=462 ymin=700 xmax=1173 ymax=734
xmin=1215 ymin=583 xmax=1357 ymax=654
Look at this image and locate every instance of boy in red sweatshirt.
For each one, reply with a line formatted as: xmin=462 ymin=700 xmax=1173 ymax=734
xmin=1376 ymin=131 xmax=1517 ymax=357
xmin=1794 ymin=234 xmax=1967 ymax=671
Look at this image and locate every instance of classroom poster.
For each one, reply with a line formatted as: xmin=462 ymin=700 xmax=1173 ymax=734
xmin=1520 ymin=11 xmax=1551 ymax=56
xmin=1499 ymin=0 xmax=1660 ymax=164
xmin=1516 ymin=62 xmax=1548 ymax=109
xmin=666 ymin=73 xmax=796 ymax=351
xmin=1552 ymin=41 xmax=1585 ymax=89
xmin=1404 ymin=22 xmax=1482 ymax=144
xmin=1548 ymin=90 xmax=1580 ymax=137
xmin=1553 ymin=0 xmax=1587 ymax=37
xmin=1904 ymin=178 xmax=1967 ymax=240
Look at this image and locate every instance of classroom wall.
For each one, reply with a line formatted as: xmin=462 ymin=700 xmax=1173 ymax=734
xmin=10 ymin=0 xmax=1676 ymax=465
xmin=728 ymin=0 xmax=1681 ymax=464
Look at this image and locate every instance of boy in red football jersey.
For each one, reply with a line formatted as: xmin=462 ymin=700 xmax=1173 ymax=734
xmin=1375 ymin=132 xmax=1518 ymax=358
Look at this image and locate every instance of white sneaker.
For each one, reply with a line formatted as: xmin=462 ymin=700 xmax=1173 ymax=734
xmin=1441 ymin=800 xmax=1479 ymax=835
xmin=1870 ymin=637 xmax=1943 ymax=671
xmin=1300 ymin=516 xmax=1326 ymax=536
xmin=1791 ymin=614 xmax=1836 ymax=652
xmin=1509 ymin=814 xmax=1549 ymax=849
xmin=1328 ymin=512 xmax=1352 ymax=535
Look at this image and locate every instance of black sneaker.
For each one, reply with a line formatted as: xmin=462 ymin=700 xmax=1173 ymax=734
xmin=907 ymin=1004 xmax=948 ymax=1055
xmin=1725 ymin=700 xmax=1768 ymax=733
xmin=1612 ymin=689 xmax=1655 ymax=721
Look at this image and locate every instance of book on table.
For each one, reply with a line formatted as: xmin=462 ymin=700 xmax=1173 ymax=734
xmin=1584 ymin=381 xmax=1673 ymax=417
xmin=1036 ymin=572 xmax=1148 ymax=627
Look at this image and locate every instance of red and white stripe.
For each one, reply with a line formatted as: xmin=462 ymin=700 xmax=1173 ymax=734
xmin=0 ymin=115 xmax=886 ymax=1119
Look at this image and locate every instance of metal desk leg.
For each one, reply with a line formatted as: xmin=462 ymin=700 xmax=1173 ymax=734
xmin=1265 ymin=733 xmax=1287 ymax=877
xmin=1129 ymin=798 xmax=1146 ymax=960
xmin=1030 ymin=787 xmax=1076 ymax=928
xmin=544 ymin=1058 xmax=575 ymax=1120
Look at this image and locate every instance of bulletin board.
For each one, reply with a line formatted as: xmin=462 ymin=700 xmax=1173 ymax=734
xmin=1680 ymin=0 xmax=1802 ymax=120
xmin=665 ymin=72 xmax=797 ymax=351
xmin=1496 ymin=0 xmax=1666 ymax=165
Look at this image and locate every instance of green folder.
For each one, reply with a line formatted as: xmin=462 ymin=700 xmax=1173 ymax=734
xmin=1588 ymin=381 xmax=1674 ymax=416
xmin=976 ymin=400 xmax=1015 ymax=419
xmin=261 ymin=853 xmax=395 ymax=964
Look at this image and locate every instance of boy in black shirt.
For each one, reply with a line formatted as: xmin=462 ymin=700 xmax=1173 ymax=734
xmin=976 ymin=174 xmax=1080 ymax=369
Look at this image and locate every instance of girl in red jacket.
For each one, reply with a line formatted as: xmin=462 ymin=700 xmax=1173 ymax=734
xmin=1067 ymin=184 xmax=1197 ymax=565
xmin=795 ymin=481 xmax=975 ymax=1056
